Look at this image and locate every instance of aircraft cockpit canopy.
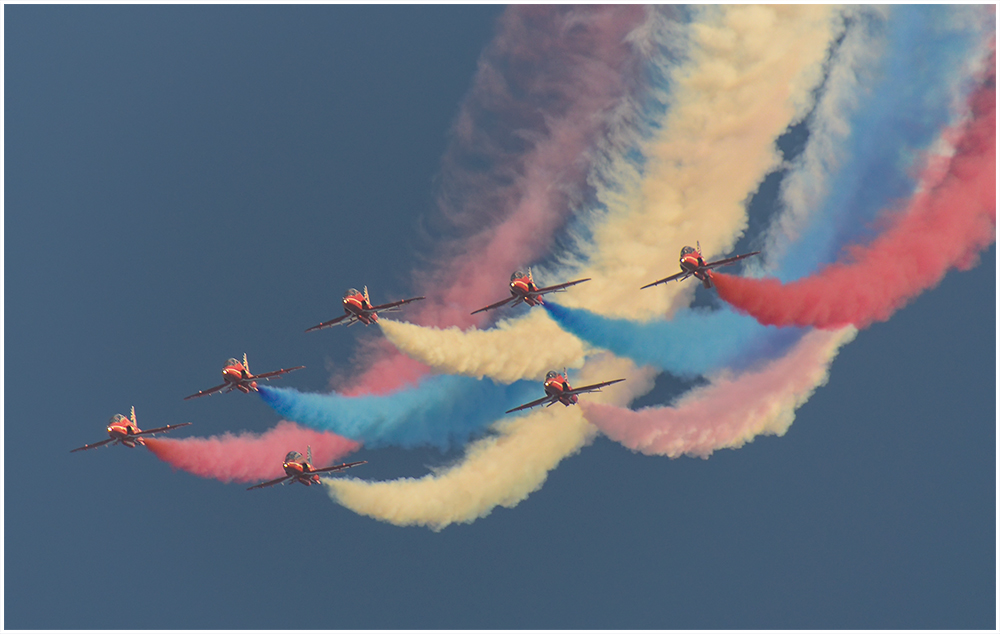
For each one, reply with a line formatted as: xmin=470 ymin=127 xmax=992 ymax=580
xmin=345 ymin=288 xmax=360 ymax=298
xmin=545 ymin=370 xmax=559 ymax=380
xmin=511 ymin=271 xmax=525 ymax=282
xmin=680 ymin=246 xmax=697 ymax=257
xmin=109 ymin=413 xmax=126 ymax=425
xmin=225 ymin=358 xmax=239 ymax=367
xmin=284 ymin=451 xmax=303 ymax=463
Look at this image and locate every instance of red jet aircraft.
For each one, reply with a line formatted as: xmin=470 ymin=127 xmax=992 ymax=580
xmin=505 ymin=370 xmax=625 ymax=414
xmin=71 ymin=406 xmax=191 ymax=452
xmin=306 ymin=286 xmax=425 ymax=331
xmin=641 ymin=242 xmax=760 ymax=290
xmin=247 ymin=446 xmax=366 ymax=490
xmin=184 ymin=353 xmax=304 ymax=400
xmin=471 ymin=268 xmax=591 ymax=315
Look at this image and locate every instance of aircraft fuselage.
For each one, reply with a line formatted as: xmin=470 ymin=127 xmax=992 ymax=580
xmin=679 ymin=250 xmax=714 ymax=287
xmin=281 ymin=460 xmax=321 ymax=486
xmin=510 ymin=276 xmax=543 ymax=306
xmin=343 ymin=294 xmax=377 ymax=324
xmin=543 ymin=375 xmax=579 ymax=406
xmin=222 ymin=363 xmax=257 ymax=393
xmin=107 ymin=423 xmax=141 ymax=447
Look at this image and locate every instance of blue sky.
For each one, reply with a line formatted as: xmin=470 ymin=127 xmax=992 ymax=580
xmin=4 ymin=6 xmax=995 ymax=629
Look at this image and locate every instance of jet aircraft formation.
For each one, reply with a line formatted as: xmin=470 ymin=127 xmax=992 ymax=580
xmin=71 ymin=245 xmax=759 ymax=492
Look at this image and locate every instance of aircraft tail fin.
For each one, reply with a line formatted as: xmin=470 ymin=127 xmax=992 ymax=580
xmin=696 ymin=240 xmax=702 ymax=257
xmin=307 ymin=445 xmax=313 ymax=466
xmin=130 ymin=406 xmax=137 ymax=427
xmin=527 ymin=267 xmax=534 ymax=283
xmin=363 ymin=286 xmax=370 ymax=304
xmin=243 ymin=352 xmax=250 ymax=375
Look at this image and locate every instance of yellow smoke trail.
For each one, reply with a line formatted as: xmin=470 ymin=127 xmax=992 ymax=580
xmin=331 ymin=6 xmax=844 ymax=528
xmin=328 ymin=407 xmax=591 ymax=531
xmin=326 ymin=354 xmax=656 ymax=530
xmin=379 ymin=5 xmax=842 ymax=385
xmin=549 ymin=5 xmax=841 ymax=318
xmin=378 ymin=311 xmax=591 ymax=384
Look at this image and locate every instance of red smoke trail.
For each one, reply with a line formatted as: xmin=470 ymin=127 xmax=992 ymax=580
xmin=714 ymin=68 xmax=996 ymax=330
xmin=145 ymin=421 xmax=360 ymax=483
xmin=342 ymin=6 xmax=649 ymax=394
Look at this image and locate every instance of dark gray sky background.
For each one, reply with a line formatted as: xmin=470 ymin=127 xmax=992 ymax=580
xmin=4 ymin=6 xmax=995 ymax=629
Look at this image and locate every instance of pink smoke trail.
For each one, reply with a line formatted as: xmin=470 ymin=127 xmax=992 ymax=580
xmin=413 ymin=5 xmax=647 ymax=328
xmin=713 ymin=67 xmax=996 ymax=330
xmin=143 ymin=9 xmax=649 ymax=477
xmin=342 ymin=6 xmax=649 ymax=394
xmin=581 ymin=329 xmax=855 ymax=458
xmin=145 ymin=421 xmax=360 ymax=483
xmin=336 ymin=339 xmax=430 ymax=397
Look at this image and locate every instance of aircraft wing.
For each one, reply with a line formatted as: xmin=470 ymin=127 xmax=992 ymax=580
xmin=310 ymin=460 xmax=367 ymax=475
xmin=305 ymin=314 xmax=352 ymax=332
xmin=564 ymin=377 xmax=626 ymax=396
xmin=470 ymin=295 xmax=518 ymax=315
xmin=183 ymin=383 xmax=228 ymax=400
xmin=133 ymin=422 xmax=193 ymax=437
xmin=640 ymin=271 xmax=690 ymax=289
xmin=247 ymin=476 xmax=292 ymax=491
xmin=703 ymin=251 xmax=761 ymax=270
xmin=505 ymin=394 xmax=555 ymax=414
xmin=251 ymin=365 xmax=306 ymax=381
xmin=70 ymin=438 xmax=115 ymax=453
xmin=534 ymin=277 xmax=592 ymax=295
xmin=370 ymin=296 xmax=426 ymax=313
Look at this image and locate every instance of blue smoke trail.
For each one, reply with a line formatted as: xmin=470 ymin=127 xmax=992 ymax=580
xmin=259 ymin=376 xmax=541 ymax=450
xmin=778 ymin=5 xmax=988 ymax=281
xmin=545 ymin=302 xmax=804 ymax=377
xmin=544 ymin=6 xmax=988 ymax=377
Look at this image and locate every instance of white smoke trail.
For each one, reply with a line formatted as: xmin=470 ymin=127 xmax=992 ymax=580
xmin=760 ymin=6 xmax=889 ymax=269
